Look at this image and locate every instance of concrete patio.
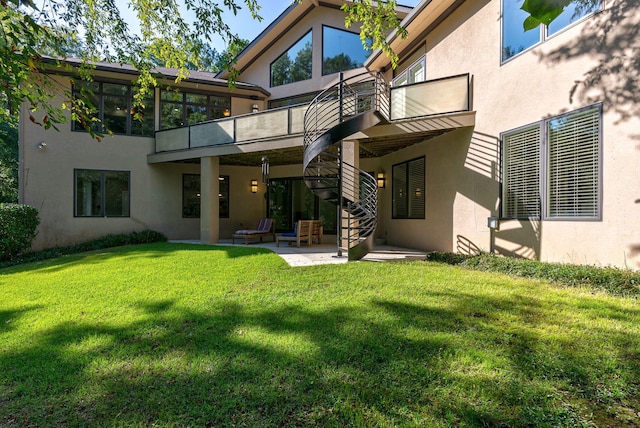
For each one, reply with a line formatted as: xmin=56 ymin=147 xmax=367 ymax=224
xmin=171 ymin=239 xmax=429 ymax=267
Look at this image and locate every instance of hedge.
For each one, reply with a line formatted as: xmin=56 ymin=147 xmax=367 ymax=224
xmin=0 ymin=203 xmax=39 ymax=261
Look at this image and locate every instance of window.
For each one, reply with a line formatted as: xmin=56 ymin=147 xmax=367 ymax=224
xmin=72 ymin=81 xmax=154 ymax=136
xmin=75 ymin=169 xmax=130 ymax=217
xmin=160 ymin=90 xmax=231 ymax=130
xmin=270 ymin=31 xmax=313 ymax=87
xmin=322 ymin=26 xmax=369 ymax=75
xmin=502 ymin=105 xmax=601 ymax=220
xmin=268 ymin=93 xmax=317 ymax=109
xmin=502 ymin=0 xmax=600 ymax=62
xmin=181 ymin=175 xmax=229 ymax=218
xmin=392 ymin=157 xmax=425 ymax=219
xmin=393 ymin=56 xmax=426 ymax=87
xmin=268 ymin=178 xmax=337 ymax=234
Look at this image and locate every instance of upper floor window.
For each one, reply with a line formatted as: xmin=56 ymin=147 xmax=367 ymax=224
xmin=160 ymin=90 xmax=231 ymax=130
xmin=392 ymin=56 xmax=425 ymax=87
xmin=72 ymin=81 xmax=154 ymax=136
xmin=322 ymin=26 xmax=369 ymax=76
xmin=502 ymin=105 xmax=601 ymax=220
xmin=502 ymin=0 xmax=600 ymax=62
xmin=270 ymin=31 xmax=313 ymax=87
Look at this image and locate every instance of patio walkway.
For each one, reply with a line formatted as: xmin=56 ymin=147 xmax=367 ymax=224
xmin=171 ymin=239 xmax=429 ymax=267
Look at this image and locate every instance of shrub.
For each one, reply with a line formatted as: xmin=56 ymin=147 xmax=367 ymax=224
xmin=0 ymin=230 xmax=167 ymax=268
xmin=426 ymin=251 xmax=640 ymax=297
xmin=0 ymin=203 xmax=39 ymax=260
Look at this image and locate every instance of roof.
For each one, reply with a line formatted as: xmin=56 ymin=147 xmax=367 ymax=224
xmin=216 ymin=0 xmax=413 ymax=79
xmin=42 ymin=56 xmax=271 ymax=96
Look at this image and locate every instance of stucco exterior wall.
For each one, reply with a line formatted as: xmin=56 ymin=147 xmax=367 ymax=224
xmin=375 ymin=0 xmax=640 ymax=268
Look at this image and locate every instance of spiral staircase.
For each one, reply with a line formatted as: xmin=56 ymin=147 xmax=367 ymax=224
xmin=303 ymin=72 xmax=391 ymax=260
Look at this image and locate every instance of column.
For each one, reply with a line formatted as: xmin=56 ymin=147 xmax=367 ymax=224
xmin=200 ymin=156 xmax=220 ymax=243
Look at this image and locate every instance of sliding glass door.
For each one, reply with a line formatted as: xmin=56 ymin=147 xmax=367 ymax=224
xmin=268 ymin=178 xmax=337 ymax=234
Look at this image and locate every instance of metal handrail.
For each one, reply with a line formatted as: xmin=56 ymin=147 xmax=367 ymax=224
xmin=303 ymin=71 xmax=389 ymax=260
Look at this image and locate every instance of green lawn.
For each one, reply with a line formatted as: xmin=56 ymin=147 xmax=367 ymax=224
xmin=1 ymin=243 xmax=639 ymax=427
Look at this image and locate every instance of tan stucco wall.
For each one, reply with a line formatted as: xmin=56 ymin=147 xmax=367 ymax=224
xmin=20 ymin=75 xmax=223 ymax=249
xmin=372 ymin=0 xmax=640 ymax=268
xmin=238 ymin=5 xmax=365 ymax=103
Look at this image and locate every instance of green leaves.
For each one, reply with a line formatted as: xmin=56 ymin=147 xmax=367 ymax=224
xmin=520 ymin=0 xmax=573 ymax=30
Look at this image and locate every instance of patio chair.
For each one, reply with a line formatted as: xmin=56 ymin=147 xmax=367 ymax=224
xmin=231 ymin=218 xmax=275 ymax=244
xmin=310 ymin=220 xmax=323 ymax=244
xmin=276 ymin=220 xmax=313 ymax=247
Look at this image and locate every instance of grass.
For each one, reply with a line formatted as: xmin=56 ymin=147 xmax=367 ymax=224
xmin=1 ymin=243 xmax=639 ymax=427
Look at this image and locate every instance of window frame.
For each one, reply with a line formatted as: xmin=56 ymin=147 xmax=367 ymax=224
xmin=500 ymin=104 xmax=602 ymax=221
xmin=159 ymin=89 xmax=231 ymax=130
xmin=270 ymin=30 xmax=313 ymax=88
xmin=392 ymin=55 xmax=426 ymax=87
xmin=321 ymin=25 xmax=370 ymax=76
xmin=181 ymin=174 xmax=229 ymax=219
xmin=392 ymin=156 xmax=426 ymax=220
xmin=501 ymin=0 xmax=601 ymax=63
xmin=71 ymin=80 xmax=155 ymax=136
xmin=74 ymin=169 xmax=131 ymax=218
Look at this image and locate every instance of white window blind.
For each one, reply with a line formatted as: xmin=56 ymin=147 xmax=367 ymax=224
xmin=546 ymin=107 xmax=600 ymax=218
xmin=501 ymin=105 xmax=601 ymax=221
xmin=503 ymin=125 xmax=541 ymax=218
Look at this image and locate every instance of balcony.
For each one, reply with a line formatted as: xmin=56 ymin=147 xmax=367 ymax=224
xmin=148 ymin=73 xmax=474 ymax=164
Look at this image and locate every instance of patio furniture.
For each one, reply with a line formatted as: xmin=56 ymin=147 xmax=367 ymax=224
xmin=310 ymin=220 xmax=323 ymax=244
xmin=276 ymin=220 xmax=313 ymax=247
xmin=232 ymin=218 xmax=275 ymax=244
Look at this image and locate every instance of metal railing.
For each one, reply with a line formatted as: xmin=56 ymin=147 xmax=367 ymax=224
xmin=303 ymin=71 xmax=390 ymax=260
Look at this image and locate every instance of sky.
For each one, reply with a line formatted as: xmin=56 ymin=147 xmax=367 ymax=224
xmin=114 ymin=0 xmax=421 ymax=53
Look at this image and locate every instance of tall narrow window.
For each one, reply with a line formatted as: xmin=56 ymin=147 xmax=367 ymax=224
xmin=502 ymin=105 xmax=601 ymax=220
xmin=502 ymin=125 xmax=541 ymax=218
xmin=392 ymin=157 xmax=425 ymax=219
xmin=270 ymin=31 xmax=313 ymax=87
xmin=546 ymin=106 xmax=600 ymax=218
xmin=75 ymin=169 xmax=130 ymax=217
xmin=322 ymin=26 xmax=370 ymax=75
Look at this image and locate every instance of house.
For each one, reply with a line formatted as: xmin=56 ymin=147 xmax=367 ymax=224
xmin=19 ymin=0 xmax=640 ymax=268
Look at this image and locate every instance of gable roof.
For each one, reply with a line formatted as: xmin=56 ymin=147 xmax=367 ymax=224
xmin=216 ymin=0 xmax=413 ymax=79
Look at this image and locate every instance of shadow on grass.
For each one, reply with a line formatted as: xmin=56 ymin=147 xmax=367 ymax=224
xmin=0 ymin=243 xmax=278 ymax=276
xmin=2 ymin=288 xmax=638 ymax=426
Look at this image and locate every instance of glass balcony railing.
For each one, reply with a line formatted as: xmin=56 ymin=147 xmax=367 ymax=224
xmin=390 ymin=73 xmax=470 ymax=120
xmin=154 ymin=103 xmax=309 ymax=153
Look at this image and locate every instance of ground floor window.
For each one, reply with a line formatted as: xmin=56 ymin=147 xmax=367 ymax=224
xmin=182 ymin=175 xmax=229 ymax=218
xmin=392 ymin=157 xmax=425 ymax=219
xmin=268 ymin=177 xmax=337 ymax=234
xmin=74 ymin=169 xmax=130 ymax=217
xmin=502 ymin=105 xmax=601 ymax=220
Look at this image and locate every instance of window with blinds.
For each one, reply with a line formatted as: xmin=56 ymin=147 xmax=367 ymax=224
xmin=501 ymin=105 xmax=601 ymax=221
xmin=546 ymin=106 xmax=600 ymax=219
xmin=502 ymin=125 xmax=541 ymax=218
xmin=392 ymin=157 xmax=426 ymax=219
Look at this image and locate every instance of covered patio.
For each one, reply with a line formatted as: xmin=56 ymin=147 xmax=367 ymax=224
xmin=171 ymin=239 xmax=429 ymax=267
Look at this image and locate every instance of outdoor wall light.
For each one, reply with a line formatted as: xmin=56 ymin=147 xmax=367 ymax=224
xmin=252 ymin=104 xmax=259 ymax=113
xmin=223 ymin=108 xmax=231 ymax=117
xmin=376 ymin=172 xmax=386 ymax=188
xmin=487 ymin=216 xmax=500 ymax=230
xmin=37 ymin=141 xmax=47 ymax=150
xmin=251 ymin=180 xmax=258 ymax=193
